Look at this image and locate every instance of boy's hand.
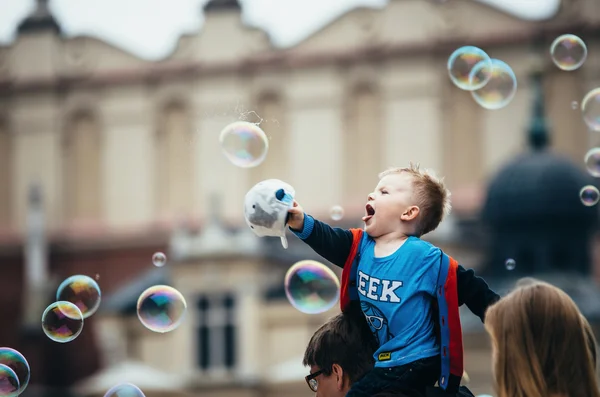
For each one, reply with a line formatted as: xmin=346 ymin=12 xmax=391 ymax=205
xmin=287 ymin=200 xmax=305 ymax=231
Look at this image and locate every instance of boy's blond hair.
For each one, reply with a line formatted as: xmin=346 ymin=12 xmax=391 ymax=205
xmin=379 ymin=162 xmax=451 ymax=236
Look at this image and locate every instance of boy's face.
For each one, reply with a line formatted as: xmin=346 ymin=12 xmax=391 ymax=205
xmin=364 ymin=172 xmax=418 ymax=237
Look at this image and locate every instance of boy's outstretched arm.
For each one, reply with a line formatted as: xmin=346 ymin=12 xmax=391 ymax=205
xmin=456 ymin=265 xmax=501 ymax=323
xmin=287 ymin=200 xmax=354 ymax=268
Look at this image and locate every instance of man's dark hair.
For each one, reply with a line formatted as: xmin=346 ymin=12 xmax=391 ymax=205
xmin=303 ymin=305 xmax=377 ymax=384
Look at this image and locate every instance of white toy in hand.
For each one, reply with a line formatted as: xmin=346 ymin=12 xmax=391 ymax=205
xmin=244 ymin=179 xmax=295 ymax=249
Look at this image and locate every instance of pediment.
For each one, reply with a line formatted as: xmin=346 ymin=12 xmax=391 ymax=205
xmin=63 ymin=34 xmax=151 ymax=70
xmin=289 ymin=0 xmax=565 ymax=56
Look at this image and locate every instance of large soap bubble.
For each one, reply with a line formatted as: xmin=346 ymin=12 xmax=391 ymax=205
xmin=284 ymin=260 xmax=340 ymax=314
xmin=447 ymin=46 xmax=492 ymax=91
xmin=42 ymin=301 xmax=84 ymax=343
xmin=137 ymin=285 xmax=187 ymax=333
xmin=219 ymin=121 xmax=269 ymax=168
xmin=56 ymin=275 xmax=101 ymax=319
xmin=0 ymin=348 xmax=30 ymax=397
xmin=470 ymin=59 xmax=517 ymax=110
xmin=550 ymin=34 xmax=587 ymax=71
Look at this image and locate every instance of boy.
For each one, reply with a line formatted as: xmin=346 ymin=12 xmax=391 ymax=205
xmin=287 ymin=163 xmax=499 ymax=397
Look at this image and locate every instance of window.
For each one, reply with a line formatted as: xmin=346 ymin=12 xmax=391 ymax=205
xmin=196 ymin=293 xmax=237 ymax=373
xmin=345 ymin=84 xmax=382 ymax=201
xmin=249 ymin=93 xmax=287 ymax=186
xmin=443 ymin=79 xmax=483 ymax=187
xmin=156 ymin=102 xmax=192 ymax=216
xmin=0 ymin=120 xmax=10 ymax=226
xmin=63 ymin=112 xmax=101 ymax=221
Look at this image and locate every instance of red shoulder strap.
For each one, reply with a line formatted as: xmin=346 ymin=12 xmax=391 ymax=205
xmin=445 ymin=256 xmax=464 ymax=381
xmin=339 ymin=229 xmax=363 ymax=312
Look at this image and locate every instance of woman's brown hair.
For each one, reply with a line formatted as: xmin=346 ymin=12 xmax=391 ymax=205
xmin=485 ymin=281 xmax=600 ymax=397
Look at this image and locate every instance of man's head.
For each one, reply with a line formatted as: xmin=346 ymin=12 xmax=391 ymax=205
xmin=364 ymin=163 xmax=451 ymax=238
xmin=303 ymin=310 xmax=377 ymax=396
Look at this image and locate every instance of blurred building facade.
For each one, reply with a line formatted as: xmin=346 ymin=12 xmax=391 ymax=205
xmin=1 ymin=0 xmax=600 ymax=396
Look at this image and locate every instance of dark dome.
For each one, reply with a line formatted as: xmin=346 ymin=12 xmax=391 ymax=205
xmin=204 ymin=0 xmax=241 ymax=12
xmin=17 ymin=0 xmax=61 ymax=35
xmin=483 ymin=151 xmax=598 ymax=230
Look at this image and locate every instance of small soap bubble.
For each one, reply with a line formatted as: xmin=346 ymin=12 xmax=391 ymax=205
xmin=582 ymin=88 xmax=600 ymax=131
xmin=104 ymin=383 xmax=146 ymax=397
xmin=219 ymin=121 xmax=269 ymax=168
xmin=447 ymin=46 xmax=492 ymax=91
xmin=505 ymin=258 xmax=516 ymax=271
xmin=152 ymin=252 xmax=166 ymax=267
xmin=584 ymin=148 xmax=600 ymax=177
xmin=0 ymin=348 xmax=29 ymax=397
xmin=41 ymin=301 xmax=84 ymax=343
xmin=0 ymin=363 xmax=19 ymax=397
xmin=330 ymin=206 xmax=344 ymax=221
xmin=580 ymin=185 xmax=600 ymax=206
xmin=95 ymin=274 xmax=100 ymax=281
xmin=470 ymin=59 xmax=517 ymax=110
xmin=550 ymin=34 xmax=587 ymax=71
xmin=56 ymin=275 xmax=101 ymax=319
xmin=137 ymin=285 xmax=187 ymax=333
xmin=571 ymin=101 xmax=579 ymax=110
xmin=284 ymin=260 xmax=340 ymax=314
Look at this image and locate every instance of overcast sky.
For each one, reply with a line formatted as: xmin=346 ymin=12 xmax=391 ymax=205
xmin=0 ymin=0 xmax=561 ymax=61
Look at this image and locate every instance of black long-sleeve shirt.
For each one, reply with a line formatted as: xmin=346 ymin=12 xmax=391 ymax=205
xmin=291 ymin=215 xmax=500 ymax=322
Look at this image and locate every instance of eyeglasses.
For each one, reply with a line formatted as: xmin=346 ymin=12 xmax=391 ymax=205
xmin=305 ymin=369 xmax=324 ymax=392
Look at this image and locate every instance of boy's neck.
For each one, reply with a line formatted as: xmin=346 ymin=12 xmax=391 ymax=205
xmin=373 ymin=231 xmax=410 ymax=245
xmin=373 ymin=232 xmax=409 ymax=258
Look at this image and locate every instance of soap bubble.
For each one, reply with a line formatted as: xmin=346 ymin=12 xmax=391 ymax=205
xmin=152 ymin=252 xmax=166 ymax=267
xmin=0 ymin=363 xmax=19 ymax=397
xmin=0 ymin=348 xmax=29 ymax=397
xmin=505 ymin=258 xmax=516 ymax=271
xmin=104 ymin=383 xmax=146 ymax=397
xmin=41 ymin=301 xmax=84 ymax=343
xmin=582 ymin=88 xmax=600 ymax=131
xmin=56 ymin=275 xmax=101 ymax=319
xmin=580 ymin=185 xmax=600 ymax=206
xmin=137 ymin=285 xmax=187 ymax=333
xmin=571 ymin=101 xmax=578 ymax=110
xmin=470 ymin=59 xmax=517 ymax=110
xmin=584 ymin=148 xmax=600 ymax=177
xmin=284 ymin=260 xmax=340 ymax=314
xmin=330 ymin=206 xmax=344 ymax=221
xmin=550 ymin=34 xmax=587 ymax=71
xmin=219 ymin=121 xmax=269 ymax=168
xmin=447 ymin=46 xmax=492 ymax=91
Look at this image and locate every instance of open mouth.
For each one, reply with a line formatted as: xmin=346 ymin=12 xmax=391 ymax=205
xmin=366 ymin=204 xmax=375 ymax=216
xmin=362 ymin=204 xmax=375 ymax=222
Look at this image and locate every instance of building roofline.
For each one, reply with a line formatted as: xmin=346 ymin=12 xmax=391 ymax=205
xmin=1 ymin=21 xmax=598 ymax=94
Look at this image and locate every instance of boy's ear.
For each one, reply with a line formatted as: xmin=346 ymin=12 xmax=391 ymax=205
xmin=401 ymin=205 xmax=420 ymax=221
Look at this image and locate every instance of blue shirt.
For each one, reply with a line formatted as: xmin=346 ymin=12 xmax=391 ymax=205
xmin=357 ymin=234 xmax=440 ymax=367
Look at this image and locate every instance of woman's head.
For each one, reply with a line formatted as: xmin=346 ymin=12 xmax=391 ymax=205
xmin=485 ymin=281 xmax=599 ymax=397
xmin=583 ymin=314 xmax=598 ymax=369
